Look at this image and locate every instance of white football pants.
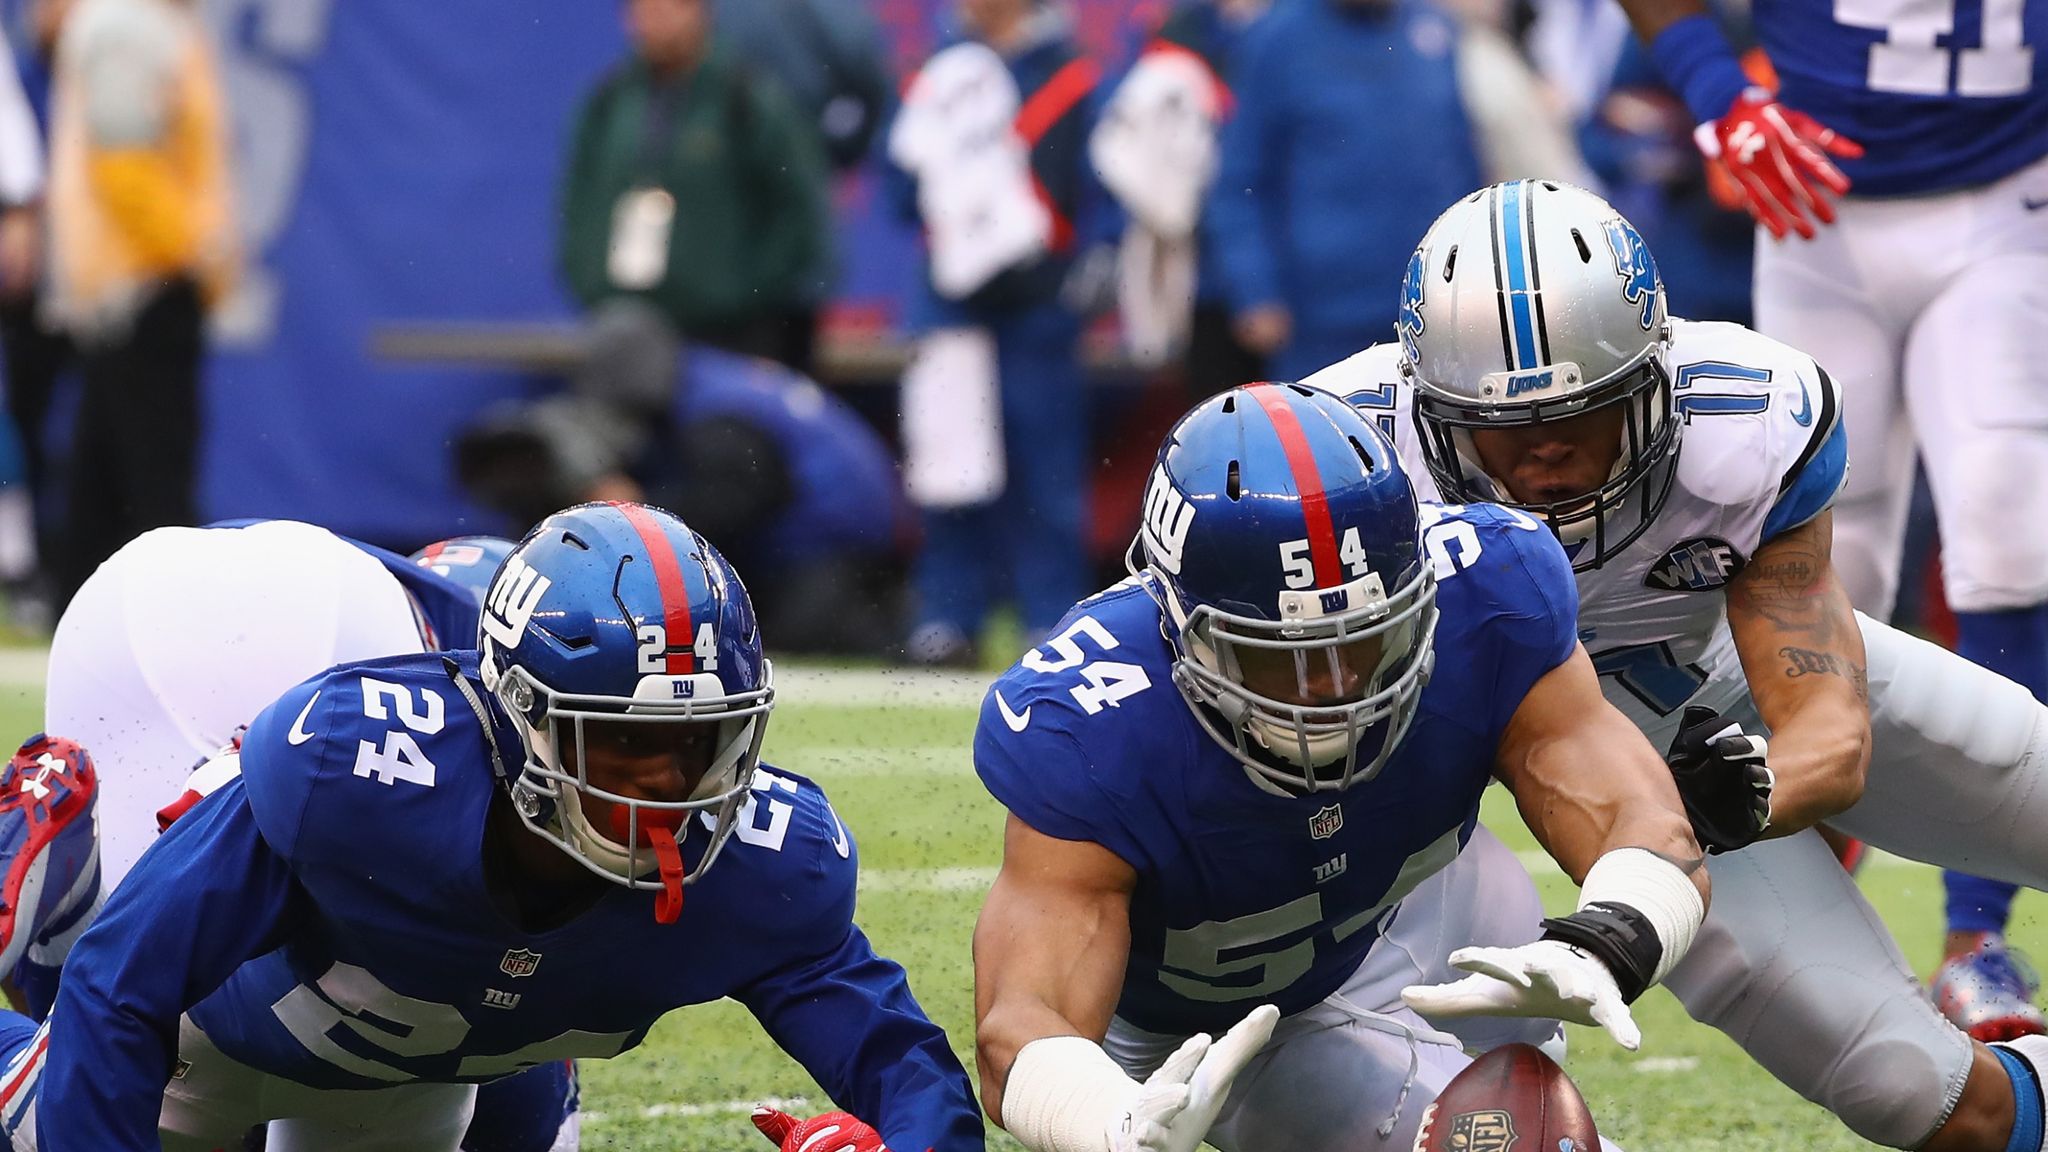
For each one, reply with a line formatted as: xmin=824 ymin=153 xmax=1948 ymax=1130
xmin=1753 ymin=152 xmax=2048 ymax=617
xmin=43 ymin=522 xmax=431 ymax=892
xmin=1659 ymin=615 xmax=2048 ymax=1147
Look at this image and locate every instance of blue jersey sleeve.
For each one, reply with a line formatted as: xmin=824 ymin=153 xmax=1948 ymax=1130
xmin=733 ymin=780 xmax=983 ymax=1152
xmin=1431 ymin=506 xmax=1580 ymax=722
xmin=1762 ymin=364 xmax=1847 ymax=543
xmin=39 ymin=778 xmax=304 ymax=1152
xmin=972 ymin=689 xmax=1149 ymax=870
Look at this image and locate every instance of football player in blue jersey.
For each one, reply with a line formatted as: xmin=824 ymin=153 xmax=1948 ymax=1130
xmin=1308 ymin=179 xmax=2048 ymax=1152
xmin=1618 ymin=0 xmax=2048 ymax=1036
xmin=971 ymin=383 xmax=1711 ymax=1152
xmin=0 ymin=504 xmax=979 ymax=1152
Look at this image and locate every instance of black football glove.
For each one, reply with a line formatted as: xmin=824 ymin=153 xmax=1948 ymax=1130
xmin=1666 ymin=705 xmax=1773 ymax=853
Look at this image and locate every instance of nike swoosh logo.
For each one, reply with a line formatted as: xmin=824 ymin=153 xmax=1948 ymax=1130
xmin=1789 ymin=379 xmax=1812 ymax=427
xmin=2025 ymin=196 xmax=2048 ymax=212
xmin=828 ymin=806 xmax=850 ymax=859
xmin=287 ymin=693 xmax=320 ymax=746
xmin=995 ymin=692 xmax=1031 ymax=733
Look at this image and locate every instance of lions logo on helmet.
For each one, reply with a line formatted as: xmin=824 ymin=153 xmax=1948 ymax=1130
xmin=478 ymin=502 xmax=774 ymax=919
xmin=1602 ymin=217 xmax=1661 ymax=330
xmin=1131 ymin=382 xmax=1438 ymax=794
xmin=1398 ymin=246 xmax=1428 ymax=364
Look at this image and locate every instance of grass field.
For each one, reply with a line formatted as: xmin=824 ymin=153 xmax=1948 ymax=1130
xmin=2 ymin=658 xmax=2039 ymax=1150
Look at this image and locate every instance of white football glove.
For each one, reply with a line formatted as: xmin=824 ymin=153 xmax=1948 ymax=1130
xmin=1400 ymin=940 xmax=1641 ymax=1051
xmin=1108 ymin=1004 xmax=1280 ymax=1152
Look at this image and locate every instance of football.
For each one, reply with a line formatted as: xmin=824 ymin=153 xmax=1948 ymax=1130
xmin=1412 ymin=1043 xmax=1600 ymax=1152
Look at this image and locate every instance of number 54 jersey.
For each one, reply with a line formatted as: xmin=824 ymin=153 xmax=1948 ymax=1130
xmin=973 ymin=503 xmax=1579 ymax=1037
xmin=1304 ymin=320 xmax=1846 ymax=749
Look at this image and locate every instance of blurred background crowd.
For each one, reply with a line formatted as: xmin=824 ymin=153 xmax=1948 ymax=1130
xmin=0 ymin=0 xmax=1956 ymax=667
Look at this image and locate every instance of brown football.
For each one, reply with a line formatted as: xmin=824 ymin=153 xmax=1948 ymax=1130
xmin=1412 ymin=1043 xmax=1600 ymax=1152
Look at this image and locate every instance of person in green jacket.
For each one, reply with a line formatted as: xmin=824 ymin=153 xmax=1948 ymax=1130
xmin=559 ymin=0 xmax=832 ymax=374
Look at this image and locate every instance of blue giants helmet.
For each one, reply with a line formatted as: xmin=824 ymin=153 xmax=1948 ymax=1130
xmin=410 ymin=535 xmax=517 ymax=603
xmin=1133 ymin=382 xmax=1438 ymax=793
xmin=477 ymin=503 xmax=773 ymax=897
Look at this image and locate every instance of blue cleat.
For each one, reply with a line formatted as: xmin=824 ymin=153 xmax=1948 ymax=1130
xmin=0 ymin=735 xmax=99 ymax=982
xmin=1934 ymin=935 xmax=2048 ymax=1043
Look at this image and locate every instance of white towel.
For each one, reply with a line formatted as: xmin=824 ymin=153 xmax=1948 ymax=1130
xmin=889 ymin=42 xmax=1049 ymax=300
xmin=1115 ymin=226 xmax=1198 ymax=369
xmin=900 ymin=327 xmax=1006 ymax=509
xmin=1089 ymin=48 xmax=1221 ymax=241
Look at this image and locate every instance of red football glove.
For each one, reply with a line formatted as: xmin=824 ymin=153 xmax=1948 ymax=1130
xmin=1695 ymin=88 xmax=1863 ymax=241
xmin=751 ymin=1107 xmax=891 ymax=1152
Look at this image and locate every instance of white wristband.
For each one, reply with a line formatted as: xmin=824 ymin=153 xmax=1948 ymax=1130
xmin=1578 ymin=847 xmax=1705 ymax=986
xmin=1002 ymin=1035 xmax=1140 ymax=1152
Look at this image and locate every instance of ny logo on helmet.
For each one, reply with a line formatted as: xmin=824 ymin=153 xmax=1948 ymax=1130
xmin=482 ymin=556 xmax=552 ymax=649
xmin=1142 ymin=465 xmax=1196 ymax=575
xmin=1398 ymin=247 xmax=1427 ymax=362
xmin=1602 ymin=217 xmax=1659 ymax=330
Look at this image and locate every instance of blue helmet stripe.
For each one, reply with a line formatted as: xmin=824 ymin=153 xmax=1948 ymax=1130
xmin=1499 ymin=180 xmax=1539 ymax=371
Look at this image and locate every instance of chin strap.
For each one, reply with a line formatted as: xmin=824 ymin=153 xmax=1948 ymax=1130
xmin=651 ymin=826 xmax=686 ymax=924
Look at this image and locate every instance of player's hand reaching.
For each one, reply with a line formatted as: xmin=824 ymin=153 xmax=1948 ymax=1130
xmin=1402 ymin=940 xmax=1642 ymax=1051
xmin=1109 ymin=1003 xmax=1279 ymax=1152
xmin=752 ymin=1107 xmax=891 ymax=1152
xmin=1695 ymin=88 xmax=1863 ymax=241
xmin=1666 ymin=705 xmax=1773 ymax=853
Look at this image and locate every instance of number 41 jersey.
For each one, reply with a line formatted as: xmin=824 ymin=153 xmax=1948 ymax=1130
xmin=973 ymin=504 xmax=1578 ymax=1037
xmin=1305 ymin=320 xmax=1846 ymax=750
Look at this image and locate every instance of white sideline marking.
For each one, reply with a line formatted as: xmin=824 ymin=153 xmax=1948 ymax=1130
xmin=861 ymin=865 xmax=997 ymax=894
xmin=583 ymin=1093 xmax=811 ymax=1125
xmin=773 ymin=665 xmax=987 ymax=710
xmin=1633 ymin=1057 xmax=1700 ymax=1074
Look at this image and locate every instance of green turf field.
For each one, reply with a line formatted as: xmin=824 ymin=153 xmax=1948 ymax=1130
xmin=1 ymin=660 xmax=2036 ymax=1151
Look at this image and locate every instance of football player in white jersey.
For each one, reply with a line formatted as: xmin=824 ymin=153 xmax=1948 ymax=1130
xmin=1613 ymin=0 xmax=2048 ymax=1034
xmin=1306 ymin=180 xmax=2048 ymax=1152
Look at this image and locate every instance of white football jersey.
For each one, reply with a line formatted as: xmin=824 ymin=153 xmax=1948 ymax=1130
xmin=1305 ymin=318 xmax=1846 ymax=746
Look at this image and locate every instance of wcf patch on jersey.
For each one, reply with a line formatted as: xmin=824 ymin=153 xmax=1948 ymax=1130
xmin=1644 ymin=536 xmax=1744 ymax=592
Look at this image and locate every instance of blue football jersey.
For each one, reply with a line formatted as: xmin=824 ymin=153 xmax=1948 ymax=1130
xmin=974 ymin=504 xmax=1578 ymax=1036
xmin=41 ymin=652 xmax=981 ymax=1152
xmin=1757 ymin=0 xmax=2048 ymax=194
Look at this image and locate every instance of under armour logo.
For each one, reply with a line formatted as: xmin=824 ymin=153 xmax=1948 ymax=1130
xmin=21 ymin=753 xmax=61 ymax=800
xmin=1726 ymin=122 xmax=1766 ymax=165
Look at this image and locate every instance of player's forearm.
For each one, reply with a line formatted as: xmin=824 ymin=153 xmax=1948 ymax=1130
xmin=1753 ymin=681 xmax=1871 ymax=833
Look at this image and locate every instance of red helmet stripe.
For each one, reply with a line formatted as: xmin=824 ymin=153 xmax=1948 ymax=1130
xmin=1248 ymin=384 xmax=1341 ymax=587
xmin=615 ymin=502 xmax=696 ymax=674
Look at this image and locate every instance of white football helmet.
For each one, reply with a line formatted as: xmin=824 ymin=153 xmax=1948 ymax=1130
xmin=1399 ymin=180 xmax=1676 ymax=570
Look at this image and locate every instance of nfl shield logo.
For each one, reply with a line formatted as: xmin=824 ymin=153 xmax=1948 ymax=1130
xmin=499 ymin=948 xmax=543 ymax=978
xmin=1309 ymin=804 xmax=1343 ymax=840
xmin=1449 ymin=1109 xmax=1517 ymax=1152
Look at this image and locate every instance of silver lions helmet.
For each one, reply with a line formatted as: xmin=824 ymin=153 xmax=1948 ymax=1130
xmin=1400 ymin=180 xmax=1676 ymax=570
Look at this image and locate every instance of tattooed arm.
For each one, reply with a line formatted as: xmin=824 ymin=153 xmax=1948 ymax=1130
xmin=1723 ymin=510 xmax=1872 ymax=834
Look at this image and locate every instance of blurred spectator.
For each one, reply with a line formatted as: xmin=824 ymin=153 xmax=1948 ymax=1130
xmin=887 ymin=0 xmax=1104 ymax=668
xmin=46 ymin=0 xmax=237 ymax=612
xmin=712 ymin=0 xmax=893 ymax=174
xmin=559 ymin=0 xmax=832 ymax=377
xmin=1206 ymin=0 xmax=1591 ymax=380
xmin=0 ymin=20 xmax=49 ymax=627
xmin=1091 ymin=0 xmax=1271 ymax=398
xmin=456 ymin=300 xmax=910 ymax=658
xmin=1528 ymin=0 xmax=1755 ymax=323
